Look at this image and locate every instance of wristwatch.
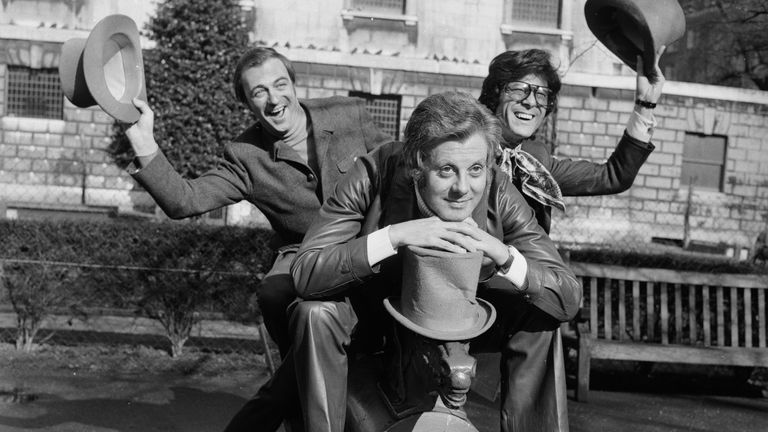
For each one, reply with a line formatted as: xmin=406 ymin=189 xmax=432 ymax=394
xmin=496 ymin=252 xmax=514 ymax=274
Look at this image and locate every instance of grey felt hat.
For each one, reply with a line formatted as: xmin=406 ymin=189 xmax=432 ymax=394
xmin=58 ymin=14 xmax=147 ymax=123
xmin=383 ymin=246 xmax=496 ymax=341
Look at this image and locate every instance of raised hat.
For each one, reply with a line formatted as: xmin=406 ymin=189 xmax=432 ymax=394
xmin=585 ymin=0 xmax=686 ymax=80
xmin=383 ymin=246 xmax=496 ymax=341
xmin=58 ymin=14 xmax=147 ymax=123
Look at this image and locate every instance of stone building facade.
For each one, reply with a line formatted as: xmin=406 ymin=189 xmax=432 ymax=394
xmin=1 ymin=0 xmax=767 ymax=254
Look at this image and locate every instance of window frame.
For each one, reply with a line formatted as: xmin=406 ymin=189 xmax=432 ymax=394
xmin=6 ymin=65 xmax=64 ymax=120
xmin=680 ymin=132 xmax=727 ymax=192
xmin=349 ymin=91 xmax=402 ymax=140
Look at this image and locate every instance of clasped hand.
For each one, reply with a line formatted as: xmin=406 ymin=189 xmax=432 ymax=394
xmin=388 ymin=217 xmax=511 ymax=267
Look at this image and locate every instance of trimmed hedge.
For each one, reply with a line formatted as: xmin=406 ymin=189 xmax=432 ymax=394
xmin=0 ymin=218 xmax=274 ymax=315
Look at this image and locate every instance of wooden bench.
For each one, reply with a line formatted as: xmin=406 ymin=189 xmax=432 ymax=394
xmin=563 ymin=262 xmax=768 ymax=402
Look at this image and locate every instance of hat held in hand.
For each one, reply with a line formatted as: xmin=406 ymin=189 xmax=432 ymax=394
xmin=585 ymin=0 xmax=686 ymax=80
xmin=58 ymin=14 xmax=147 ymax=123
xmin=383 ymin=246 xmax=496 ymax=341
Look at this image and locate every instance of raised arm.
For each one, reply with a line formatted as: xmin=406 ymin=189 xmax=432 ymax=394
xmin=125 ymin=98 xmax=252 ymax=219
xmin=528 ymin=46 xmax=666 ymax=197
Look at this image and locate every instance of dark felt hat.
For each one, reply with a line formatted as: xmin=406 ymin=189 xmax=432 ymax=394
xmin=383 ymin=246 xmax=496 ymax=341
xmin=585 ymin=0 xmax=686 ymax=79
xmin=58 ymin=14 xmax=147 ymax=123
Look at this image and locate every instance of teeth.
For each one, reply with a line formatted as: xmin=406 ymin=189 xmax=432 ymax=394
xmin=270 ymin=106 xmax=285 ymax=116
xmin=514 ymin=112 xmax=533 ymax=120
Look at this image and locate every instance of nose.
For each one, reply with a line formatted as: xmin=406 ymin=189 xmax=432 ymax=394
xmin=267 ymin=90 xmax=280 ymax=105
xmin=452 ymin=173 xmax=470 ymax=195
xmin=521 ymin=89 xmax=537 ymax=107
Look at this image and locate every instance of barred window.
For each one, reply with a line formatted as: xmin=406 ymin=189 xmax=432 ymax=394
xmin=351 ymin=0 xmax=405 ymax=14
xmin=509 ymin=0 xmax=561 ymax=28
xmin=349 ymin=92 xmax=401 ymax=140
xmin=7 ymin=66 xmax=63 ymax=119
xmin=681 ymin=132 xmax=726 ymax=191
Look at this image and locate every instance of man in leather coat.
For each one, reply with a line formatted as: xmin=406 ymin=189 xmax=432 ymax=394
xmin=288 ymin=92 xmax=582 ymax=432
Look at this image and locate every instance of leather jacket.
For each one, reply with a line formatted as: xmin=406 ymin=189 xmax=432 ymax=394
xmin=291 ymin=141 xmax=582 ymax=323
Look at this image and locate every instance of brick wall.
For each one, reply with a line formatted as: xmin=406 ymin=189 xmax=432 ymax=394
xmin=2 ymin=59 xmax=767 ymax=252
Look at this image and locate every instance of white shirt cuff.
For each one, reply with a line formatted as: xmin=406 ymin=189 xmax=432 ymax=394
xmin=626 ymin=109 xmax=656 ymax=142
xmin=497 ymin=246 xmax=527 ymax=288
xmin=367 ymin=225 xmax=397 ymax=267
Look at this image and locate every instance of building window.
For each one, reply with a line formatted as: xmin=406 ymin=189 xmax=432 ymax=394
xmin=6 ymin=66 xmax=63 ymax=119
xmin=508 ymin=0 xmax=561 ymax=28
xmin=681 ymin=132 xmax=726 ymax=191
xmin=349 ymin=92 xmax=401 ymax=139
xmin=350 ymin=0 xmax=405 ymax=14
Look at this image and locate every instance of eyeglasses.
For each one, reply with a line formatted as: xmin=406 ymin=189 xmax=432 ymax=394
xmin=501 ymin=81 xmax=554 ymax=110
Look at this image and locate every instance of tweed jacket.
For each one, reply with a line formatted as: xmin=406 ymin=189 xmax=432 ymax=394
xmin=132 ymin=97 xmax=391 ymax=248
xmin=515 ymin=132 xmax=654 ymax=233
xmin=290 ymin=141 xmax=582 ymax=323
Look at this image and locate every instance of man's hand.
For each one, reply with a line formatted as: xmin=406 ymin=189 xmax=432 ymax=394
xmin=389 ymin=217 xmax=477 ymax=254
xmin=636 ymin=45 xmax=666 ymax=104
xmin=125 ymin=98 xmax=160 ymax=157
xmin=447 ymin=222 xmax=511 ymax=267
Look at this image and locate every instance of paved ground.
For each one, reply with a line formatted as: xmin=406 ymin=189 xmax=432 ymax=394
xmin=1 ymin=366 xmax=767 ymax=432
xmin=1 ymin=344 xmax=767 ymax=432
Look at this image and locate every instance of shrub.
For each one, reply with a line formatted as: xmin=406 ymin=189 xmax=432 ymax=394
xmin=108 ymin=0 xmax=252 ymax=176
xmin=0 ymin=219 xmax=273 ymax=356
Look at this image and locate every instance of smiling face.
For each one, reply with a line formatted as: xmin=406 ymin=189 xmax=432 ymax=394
xmin=418 ymin=133 xmax=490 ymax=222
xmin=241 ymin=57 xmax=303 ymax=137
xmin=496 ymin=73 xmax=550 ymax=143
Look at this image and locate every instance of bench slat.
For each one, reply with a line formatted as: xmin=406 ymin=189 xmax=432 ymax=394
xmin=703 ymin=286 xmax=711 ymax=347
xmin=674 ymin=283 xmax=682 ymax=344
xmin=605 ymin=278 xmax=612 ymax=340
xmin=618 ymin=280 xmax=626 ymax=341
xmin=760 ymin=289 xmax=766 ymax=348
xmin=632 ymin=281 xmax=640 ymax=342
xmin=717 ymin=286 xmax=725 ymax=347
xmin=647 ymin=282 xmax=655 ymax=341
xmin=570 ymin=263 xmax=768 ymax=288
xmin=661 ymin=282 xmax=669 ymax=345
xmin=590 ymin=278 xmax=598 ymax=338
xmin=745 ymin=288 xmax=753 ymax=348
xmin=689 ymin=286 xmax=697 ymax=344
xmin=731 ymin=288 xmax=739 ymax=347
xmin=589 ymin=340 xmax=768 ymax=367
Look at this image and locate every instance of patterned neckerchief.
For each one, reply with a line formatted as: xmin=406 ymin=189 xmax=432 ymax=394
xmin=499 ymin=146 xmax=565 ymax=212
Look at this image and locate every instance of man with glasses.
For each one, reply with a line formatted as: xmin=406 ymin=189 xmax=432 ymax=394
xmin=475 ymin=47 xmax=666 ymax=431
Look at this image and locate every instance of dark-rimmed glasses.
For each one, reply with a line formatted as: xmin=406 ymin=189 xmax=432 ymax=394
xmin=501 ymin=81 xmax=553 ymax=110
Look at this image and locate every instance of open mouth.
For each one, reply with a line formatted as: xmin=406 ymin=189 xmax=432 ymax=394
xmin=268 ymin=106 xmax=286 ymax=118
xmin=513 ymin=111 xmax=534 ymax=121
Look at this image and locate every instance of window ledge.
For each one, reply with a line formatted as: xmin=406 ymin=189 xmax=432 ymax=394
xmin=341 ymin=9 xmax=418 ymax=26
xmin=1 ymin=116 xmax=65 ymax=133
xmin=500 ymin=23 xmax=572 ymax=40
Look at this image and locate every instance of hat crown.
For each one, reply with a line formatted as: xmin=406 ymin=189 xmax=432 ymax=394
xmin=383 ymin=246 xmax=496 ymax=341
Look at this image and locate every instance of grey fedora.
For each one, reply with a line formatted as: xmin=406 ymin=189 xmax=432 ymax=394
xmin=58 ymin=14 xmax=147 ymax=123
xmin=383 ymin=246 xmax=496 ymax=341
xmin=585 ymin=0 xmax=686 ymax=80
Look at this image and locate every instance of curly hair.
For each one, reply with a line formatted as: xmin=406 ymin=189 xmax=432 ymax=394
xmin=478 ymin=49 xmax=561 ymax=115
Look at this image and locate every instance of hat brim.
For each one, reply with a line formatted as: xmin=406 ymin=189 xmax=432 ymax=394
xmin=383 ymin=297 xmax=496 ymax=341
xmin=585 ymin=0 xmax=685 ymax=79
xmin=82 ymin=14 xmax=146 ymax=123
